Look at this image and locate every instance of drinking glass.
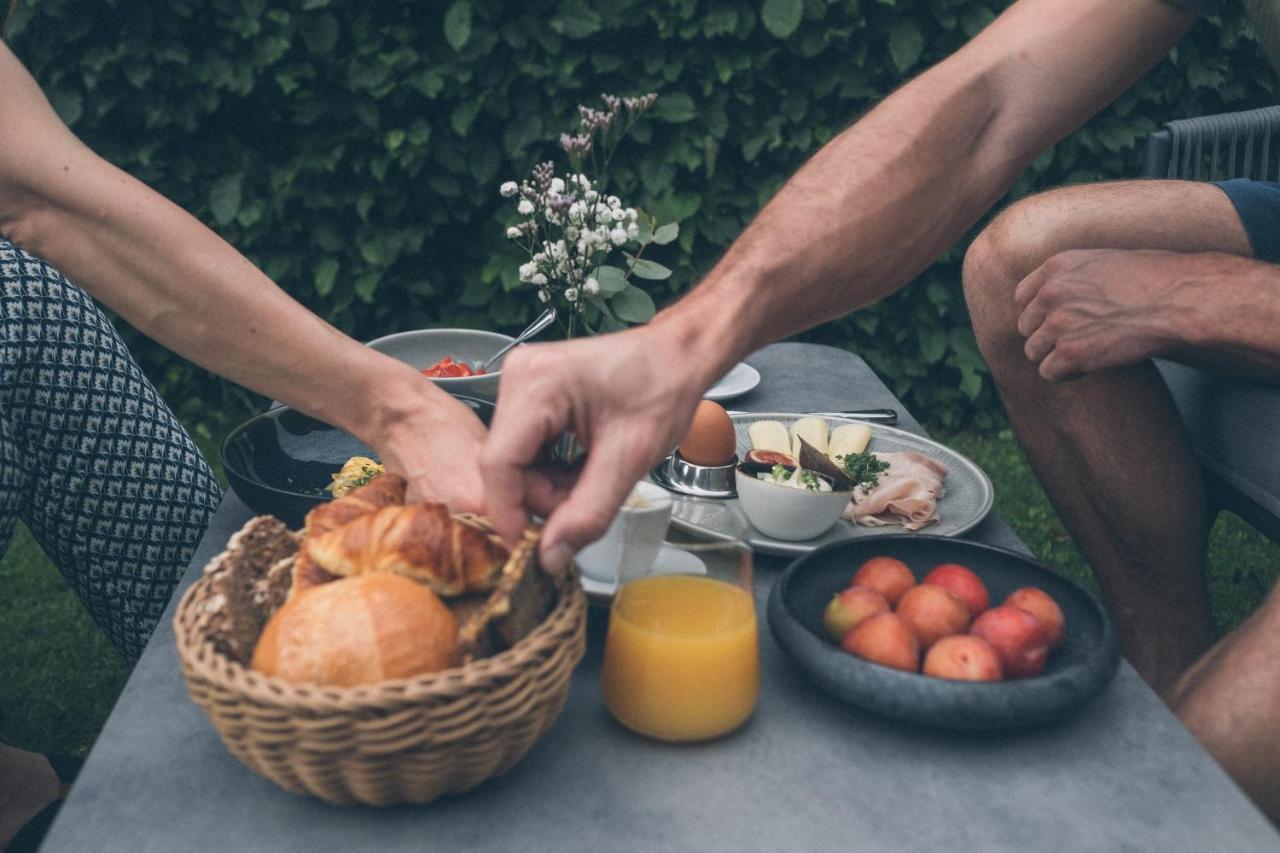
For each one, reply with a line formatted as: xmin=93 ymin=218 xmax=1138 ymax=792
xmin=600 ymin=527 xmax=758 ymax=742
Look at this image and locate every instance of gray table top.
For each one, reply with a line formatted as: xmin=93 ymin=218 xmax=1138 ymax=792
xmin=40 ymin=342 xmax=1278 ymax=853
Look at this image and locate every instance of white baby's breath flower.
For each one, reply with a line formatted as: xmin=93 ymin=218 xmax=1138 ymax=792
xmin=564 ymin=287 xmax=579 ymax=302
xmin=518 ymin=261 xmax=538 ymax=281
xmin=585 ymin=190 xmax=599 ymax=202
xmin=569 ymin=201 xmax=585 ymax=218
xmin=506 ymin=226 xmax=522 ymax=239
xmin=500 ymin=181 xmax=519 ymax=197
xmin=584 ymin=277 xmax=600 ymax=295
xmin=538 ymin=288 xmax=550 ymax=302
xmin=610 ymin=227 xmax=628 ymax=245
xmin=627 ymin=222 xmax=639 ymax=239
xmin=625 ymin=207 xmax=637 ymax=220
xmin=517 ymin=199 xmax=535 ymax=215
xmin=531 ymin=273 xmax=548 ymax=286
xmin=607 ymin=195 xmax=621 ymax=208
xmin=611 ymin=207 xmax=627 ymax=222
xmin=550 ymin=177 xmax=565 ymax=193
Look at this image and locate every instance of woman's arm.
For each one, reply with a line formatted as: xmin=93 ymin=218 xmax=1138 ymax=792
xmin=0 ymin=42 xmax=486 ymax=511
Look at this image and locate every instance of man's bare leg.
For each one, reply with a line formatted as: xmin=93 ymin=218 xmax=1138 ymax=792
xmin=963 ymin=180 xmax=1254 ymax=694
xmin=1169 ymin=579 xmax=1280 ymax=821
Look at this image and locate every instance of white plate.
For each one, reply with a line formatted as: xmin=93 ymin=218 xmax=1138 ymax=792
xmin=650 ymin=413 xmax=995 ymax=557
xmin=704 ymin=362 xmax=761 ymax=402
xmin=577 ymin=544 xmax=707 ymax=606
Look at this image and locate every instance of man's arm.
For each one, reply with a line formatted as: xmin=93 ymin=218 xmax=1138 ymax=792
xmin=483 ymin=0 xmax=1198 ymax=565
xmin=0 ymin=42 xmax=488 ymax=510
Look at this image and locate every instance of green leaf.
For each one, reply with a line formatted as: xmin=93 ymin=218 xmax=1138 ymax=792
xmin=208 ymin=174 xmax=242 ymax=226
xmin=300 ymin=12 xmax=339 ymax=55
xmin=443 ymin=1 xmax=473 ymax=51
xmin=313 ymin=258 xmax=339 ymax=297
xmin=761 ymin=0 xmax=803 ymax=39
xmin=653 ymin=93 xmax=697 ymax=124
xmin=628 ymin=258 xmax=672 ymax=280
xmin=652 ymin=223 xmax=679 ymax=245
xmin=354 ymin=271 xmax=380 ymax=303
xmin=594 ymin=265 xmax=629 ymax=294
xmin=888 ymin=21 xmax=924 ymax=74
xmin=609 ymin=285 xmax=657 ymax=323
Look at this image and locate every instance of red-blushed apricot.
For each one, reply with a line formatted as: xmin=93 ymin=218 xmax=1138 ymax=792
xmin=970 ymin=606 xmax=1050 ymax=679
xmin=921 ymin=563 xmax=990 ymax=618
xmin=850 ymin=556 xmax=916 ymax=606
xmin=895 ymin=583 xmax=970 ymax=649
xmin=841 ymin=612 xmax=920 ymax=672
xmin=1004 ymin=587 xmax=1066 ymax=649
xmin=923 ymin=635 xmax=1004 ymax=682
xmin=822 ymin=586 xmax=890 ymax=643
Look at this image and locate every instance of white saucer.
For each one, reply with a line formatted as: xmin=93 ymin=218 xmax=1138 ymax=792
xmin=577 ymin=545 xmax=707 ymax=606
xmin=704 ymin=362 xmax=760 ymax=402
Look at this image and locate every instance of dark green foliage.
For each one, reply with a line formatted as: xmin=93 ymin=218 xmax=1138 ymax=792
xmin=6 ymin=0 xmax=1274 ymax=433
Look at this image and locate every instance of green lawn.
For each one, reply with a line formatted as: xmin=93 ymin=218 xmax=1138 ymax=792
xmin=1 ymin=428 xmax=1277 ymax=759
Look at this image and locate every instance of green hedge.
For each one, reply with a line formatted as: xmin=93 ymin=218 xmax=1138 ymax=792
xmin=8 ymin=0 xmax=1275 ymax=436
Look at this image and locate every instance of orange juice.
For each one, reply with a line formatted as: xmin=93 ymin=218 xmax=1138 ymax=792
xmin=602 ymin=574 xmax=759 ymax=742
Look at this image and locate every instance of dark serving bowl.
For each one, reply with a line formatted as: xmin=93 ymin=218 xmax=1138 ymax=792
xmin=220 ymin=396 xmax=494 ymax=528
xmin=767 ymin=535 xmax=1120 ymax=731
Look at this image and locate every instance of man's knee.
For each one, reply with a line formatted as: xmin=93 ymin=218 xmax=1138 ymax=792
xmin=962 ymin=191 xmax=1069 ymax=347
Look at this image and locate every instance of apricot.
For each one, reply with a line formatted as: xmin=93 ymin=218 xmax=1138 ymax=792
xmin=895 ymin=583 xmax=970 ymax=649
xmin=1004 ymin=587 xmax=1066 ymax=649
xmin=841 ymin=612 xmax=920 ymax=672
xmin=923 ymin=635 xmax=1003 ymax=682
xmin=922 ymin=563 xmax=990 ymax=618
xmin=850 ymin=556 xmax=916 ymax=606
xmin=822 ymin=586 xmax=890 ymax=643
xmin=970 ymin=606 xmax=1050 ymax=679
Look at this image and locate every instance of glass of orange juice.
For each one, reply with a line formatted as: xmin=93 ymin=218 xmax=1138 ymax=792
xmin=601 ymin=528 xmax=758 ymax=742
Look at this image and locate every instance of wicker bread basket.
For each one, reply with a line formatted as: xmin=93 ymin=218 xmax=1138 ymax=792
xmin=174 ymin=515 xmax=587 ymax=806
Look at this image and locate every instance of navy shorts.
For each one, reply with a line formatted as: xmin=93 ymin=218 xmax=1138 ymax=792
xmin=1215 ymin=178 xmax=1280 ymax=263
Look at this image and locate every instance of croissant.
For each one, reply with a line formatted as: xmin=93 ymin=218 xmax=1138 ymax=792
xmin=303 ymin=503 xmax=510 ymax=597
xmin=290 ymin=473 xmax=407 ymax=597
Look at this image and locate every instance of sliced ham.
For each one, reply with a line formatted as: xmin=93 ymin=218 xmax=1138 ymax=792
xmin=844 ymin=451 xmax=948 ymax=530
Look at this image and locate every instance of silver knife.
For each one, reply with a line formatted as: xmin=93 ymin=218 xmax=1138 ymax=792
xmin=727 ymin=408 xmax=898 ymax=425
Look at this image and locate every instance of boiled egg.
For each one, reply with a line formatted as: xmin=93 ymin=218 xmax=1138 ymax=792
xmin=678 ymin=400 xmax=737 ymax=466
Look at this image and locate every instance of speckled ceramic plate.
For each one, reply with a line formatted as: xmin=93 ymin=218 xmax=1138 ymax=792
xmin=651 ymin=414 xmax=994 ymax=557
xmin=767 ymin=536 xmax=1120 ymax=730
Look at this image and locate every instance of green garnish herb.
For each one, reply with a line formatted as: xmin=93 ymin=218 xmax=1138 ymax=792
xmin=771 ymin=463 xmax=788 ymax=480
xmin=838 ymin=451 xmax=890 ymax=494
xmin=352 ymin=465 xmax=382 ymax=488
xmin=799 ymin=469 xmax=822 ymax=491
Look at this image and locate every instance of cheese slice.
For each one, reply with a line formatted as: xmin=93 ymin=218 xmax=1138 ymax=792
xmin=747 ymin=420 xmax=791 ymax=455
xmin=828 ymin=423 xmax=872 ymax=462
xmin=789 ymin=416 xmax=829 ymax=459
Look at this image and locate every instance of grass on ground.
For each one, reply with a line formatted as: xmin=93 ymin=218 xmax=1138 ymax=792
xmin=1 ymin=428 xmax=1277 ymax=758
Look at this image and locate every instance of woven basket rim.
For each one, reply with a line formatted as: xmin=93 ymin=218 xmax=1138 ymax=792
xmin=175 ymin=559 xmax=586 ymax=714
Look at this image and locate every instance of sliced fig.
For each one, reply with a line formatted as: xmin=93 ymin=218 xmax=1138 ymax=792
xmin=745 ymin=449 xmax=799 ymax=468
xmin=798 ymin=438 xmax=856 ymax=491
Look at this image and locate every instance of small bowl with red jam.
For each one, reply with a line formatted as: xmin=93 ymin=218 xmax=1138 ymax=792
xmin=365 ymin=328 xmax=512 ymax=401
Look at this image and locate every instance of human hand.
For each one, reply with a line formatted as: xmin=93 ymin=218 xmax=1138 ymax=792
xmin=481 ymin=325 xmax=712 ymax=574
xmin=1015 ymin=248 xmax=1214 ymax=380
xmin=364 ymin=377 xmax=489 ymax=513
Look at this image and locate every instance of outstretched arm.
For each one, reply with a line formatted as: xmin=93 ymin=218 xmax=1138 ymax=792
xmin=483 ymin=0 xmax=1197 ymax=567
xmin=0 ymin=42 xmax=487 ymax=511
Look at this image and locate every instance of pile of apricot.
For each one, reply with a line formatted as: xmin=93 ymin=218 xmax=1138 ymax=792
xmin=821 ymin=556 xmax=1065 ymax=681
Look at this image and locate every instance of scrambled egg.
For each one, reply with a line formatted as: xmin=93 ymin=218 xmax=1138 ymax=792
xmin=327 ymin=456 xmax=385 ymax=497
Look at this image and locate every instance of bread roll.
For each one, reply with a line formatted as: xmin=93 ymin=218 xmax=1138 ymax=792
xmin=251 ymin=573 xmax=457 ymax=686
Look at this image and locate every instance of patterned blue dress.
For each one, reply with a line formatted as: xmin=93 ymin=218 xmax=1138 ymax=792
xmin=0 ymin=239 xmax=222 ymax=664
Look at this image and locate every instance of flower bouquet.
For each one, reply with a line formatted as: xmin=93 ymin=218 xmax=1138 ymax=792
xmin=501 ymin=94 xmax=678 ymax=339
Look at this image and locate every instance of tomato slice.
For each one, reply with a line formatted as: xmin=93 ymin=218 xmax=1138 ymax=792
xmin=421 ymin=355 xmax=485 ymax=378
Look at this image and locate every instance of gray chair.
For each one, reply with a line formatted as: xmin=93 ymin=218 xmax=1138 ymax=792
xmin=1144 ymin=105 xmax=1280 ymax=544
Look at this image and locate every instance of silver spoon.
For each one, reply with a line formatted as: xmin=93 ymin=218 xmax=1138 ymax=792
xmin=478 ymin=307 xmax=557 ymax=373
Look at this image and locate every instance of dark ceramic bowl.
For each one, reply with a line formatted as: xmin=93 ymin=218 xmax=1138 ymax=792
xmin=767 ymin=535 xmax=1120 ymax=731
xmin=220 ymin=396 xmax=494 ymax=528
